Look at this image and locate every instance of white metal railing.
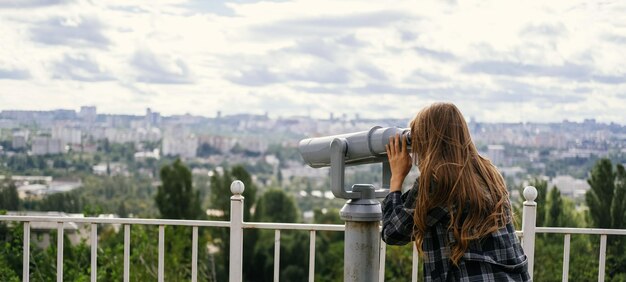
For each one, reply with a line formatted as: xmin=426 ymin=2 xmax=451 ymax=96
xmin=1 ymin=216 xmax=230 ymax=282
xmin=532 ymin=227 xmax=626 ymax=282
xmin=520 ymin=186 xmax=626 ymax=282
xmin=1 ymin=183 xmax=625 ymax=281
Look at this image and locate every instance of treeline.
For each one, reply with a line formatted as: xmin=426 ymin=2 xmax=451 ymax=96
xmin=2 ymin=158 xmax=626 ymax=280
xmin=517 ymin=158 xmax=626 ymax=281
xmin=0 ymin=159 xmax=350 ymax=281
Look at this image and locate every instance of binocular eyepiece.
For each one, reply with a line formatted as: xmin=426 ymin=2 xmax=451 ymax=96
xmin=299 ymin=126 xmax=411 ymax=168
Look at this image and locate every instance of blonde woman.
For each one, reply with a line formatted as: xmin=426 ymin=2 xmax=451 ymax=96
xmin=383 ymin=103 xmax=530 ymax=281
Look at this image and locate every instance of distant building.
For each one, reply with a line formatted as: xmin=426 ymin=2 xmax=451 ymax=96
xmin=93 ymin=162 xmax=128 ymax=176
xmin=52 ymin=126 xmax=82 ymax=146
xmin=163 ymin=134 xmax=198 ymax=158
xmin=550 ymin=175 xmax=590 ymax=199
xmin=32 ymin=136 xmax=63 ymax=155
xmin=11 ymin=135 xmax=26 ymax=149
xmin=17 ymin=181 xmax=81 ymax=200
xmin=145 ymin=108 xmax=161 ymax=128
xmin=134 ymin=148 xmax=160 ymax=160
xmin=79 ymin=106 xmax=97 ymax=123
xmin=487 ymin=144 xmax=505 ymax=166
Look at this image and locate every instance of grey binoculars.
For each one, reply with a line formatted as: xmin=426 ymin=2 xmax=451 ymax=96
xmin=298 ymin=126 xmax=411 ymax=199
xmin=299 ymin=126 xmax=411 ymax=168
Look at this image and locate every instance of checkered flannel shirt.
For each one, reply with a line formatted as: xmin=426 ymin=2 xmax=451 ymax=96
xmin=381 ymin=182 xmax=531 ymax=282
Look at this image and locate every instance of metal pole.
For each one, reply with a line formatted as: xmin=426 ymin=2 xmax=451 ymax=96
xmin=229 ymin=180 xmax=245 ymax=282
xmin=57 ymin=222 xmax=64 ymax=282
xmin=91 ymin=223 xmax=97 ymax=282
xmin=522 ymin=186 xmax=537 ymax=280
xmin=23 ymin=222 xmax=30 ymax=282
xmin=340 ymin=184 xmax=381 ymax=282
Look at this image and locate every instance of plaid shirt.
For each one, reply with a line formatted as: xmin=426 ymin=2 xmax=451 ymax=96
xmin=382 ymin=183 xmax=531 ymax=282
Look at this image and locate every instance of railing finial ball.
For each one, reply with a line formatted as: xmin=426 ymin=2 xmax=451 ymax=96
xmin=230 ymin=180 xmax=245 ymax=195
xmin=523 ymin=186 xmax=538 ymax=201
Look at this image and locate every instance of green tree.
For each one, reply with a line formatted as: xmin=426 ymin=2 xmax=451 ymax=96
xmin=545 ymin=186 xmax=563 ymax=227
xmin=155 ymin=159 xmax=202 ymax=220
xmin=208 ymin=165 xmax=258 ymax=281
xmin=313 ymin=208 xmax=344 ymax=282
xmin=251 ymin=189 xmax=306 ymax=281
xmin=612 ymin=164 xmax=626 ymax=229
xmin=586 ymin=158 xmax=616 ymax=229
xmin=585 ymin=160 xmax=626 ymax=279
xmin=39 ymin=192 xmax=83 ymax=213
xmin=0 ymin=181 xmax=19 ymax=211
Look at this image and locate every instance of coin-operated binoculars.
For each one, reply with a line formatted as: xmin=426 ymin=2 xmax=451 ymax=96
xmin=299 ymin=126 xmax=411 ymax=282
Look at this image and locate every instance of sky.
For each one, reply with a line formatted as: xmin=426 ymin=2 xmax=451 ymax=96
xmin=0 ymin=0 xmax=625 ymax=123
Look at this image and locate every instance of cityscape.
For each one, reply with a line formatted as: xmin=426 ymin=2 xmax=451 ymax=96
xmin=2 ymin=106 xmax=625 ymax=207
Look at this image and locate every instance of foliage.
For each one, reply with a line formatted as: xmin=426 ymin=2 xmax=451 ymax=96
xmin=155 ymin=159 xmax=203 ymax=220
xmin=207 ymin=165 xmax=258 ymax=282
xmin=0 ymin=181 xmax=19 ymax=211
xmin=197 ymin=143 xmax=221 ymax=157
xmin=585 ymin=159 xmax=626 ymax=279
xmin=586 ymin=159 xmax=616 ymax=229
xmin=249 ymin=189 xmax=306 ymax=281
xmin=5 ymin=154 xmax=626 ymax=281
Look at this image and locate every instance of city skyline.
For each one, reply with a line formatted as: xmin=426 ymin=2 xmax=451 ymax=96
xmin=1 ymin=0 xmax=625 ymax=123
xmin=0 ymin=105 xmax=619 ymax=125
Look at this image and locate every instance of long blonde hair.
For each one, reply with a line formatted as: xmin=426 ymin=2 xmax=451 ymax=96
xmin=410 ymin=102 xmax=510 ymax=265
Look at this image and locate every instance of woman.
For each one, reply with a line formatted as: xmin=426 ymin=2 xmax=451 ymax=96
xmin=383 ymin=102 xmax=530 ymax=281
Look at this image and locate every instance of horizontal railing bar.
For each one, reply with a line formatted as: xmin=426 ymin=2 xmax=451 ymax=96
xmin=243 ymin=222 xmax=345 ymax=231
xmin=536 ymin=227 xmax=626 ymax=235
xmin=0 ymin=216 xmax=230 ymax=227
xmin=8 ymin=216 xmax=626 ymax=235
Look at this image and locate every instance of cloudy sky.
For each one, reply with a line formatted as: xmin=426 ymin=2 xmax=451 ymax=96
xmin=0 ymin=0 xmax=625 ymax=122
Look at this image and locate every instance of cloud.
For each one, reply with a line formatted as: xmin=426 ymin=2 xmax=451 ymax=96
xmin=30 ymin=16 xmax=109 ymax=48
xmin=1 ymin=0 xmax=625 ymax=122
xmin=494 ymin=79 xmax=586 ymax=104
xmin=176 ymin=0 xmax=289 ymax=17
xmin=591 ymin=75 xmax=626 ymax=85
xmin=404 ymin=69 xmax=447 ymax=83
xmin=228 ymin=63 xmax=350 ymax=86
xmin=356 ymin=62 xmax=388 ymax=81
xmin=227 ymin=68 xmax=281 ymax=86
xmin=461 ymin=61 xmax=591 ymax=80
xmin=285 ymin=39 xmax=338 ymax=61
xmin=0 ymin=0 xmax=69 ymax=8
xmin=413 ymin=46 xmax=456 ymax=61
xmin=462 ymin=60 xmax=625 ymax=84
xmin=131 ymin=50 xmax=194 ymax=84
xmin=251 ymin=10 xmax=415 ymax=37
xmin=604 ymin=33 xmax=626 ymax=45
xmin=0 ymin=66 xmax=31 ymax=80
xmin=520 ymin=22 xmax=567 ymax=37
xmin=295 ymin=83 xmax=440 ymax=97
xmin=281 ymin=35 xmax=368 ymax=61
xmin=51 ymin=53 xmax=113 ymax=82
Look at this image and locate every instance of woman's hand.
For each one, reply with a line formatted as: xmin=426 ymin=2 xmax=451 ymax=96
xmin=385 ymin=133 xmax=412 ymax=192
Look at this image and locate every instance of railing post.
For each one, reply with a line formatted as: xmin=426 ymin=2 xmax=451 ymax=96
xmin=229 ymin=180 xmax=245 ymax=282
xmin=340 ymin=185 xmax=381 ymax=282
xmin=522 ymin=186 xmax=538 ymax=280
